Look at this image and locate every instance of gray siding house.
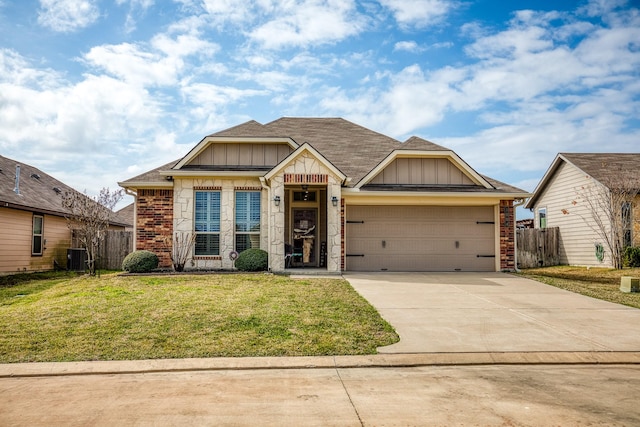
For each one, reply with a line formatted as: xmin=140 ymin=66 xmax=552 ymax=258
xmin=526 ymin=153 xmax=640 ymax=267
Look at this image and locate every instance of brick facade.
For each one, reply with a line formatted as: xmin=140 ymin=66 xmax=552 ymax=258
xmin=136 ymin=189 xmax=173 ymax=268
xmin=500 ymin=199 xmax=515 ymax=271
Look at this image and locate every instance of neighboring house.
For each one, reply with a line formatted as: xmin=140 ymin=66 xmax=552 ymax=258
xmin=119 ymin=118 xmax=529 ymax=273
xmin=0 ymin=155 xmax=129 ymax=275
xmin=525 ymin=153 xmax=640 ymax=268
xmin=116 ymin=203 xmax=135 ymax=231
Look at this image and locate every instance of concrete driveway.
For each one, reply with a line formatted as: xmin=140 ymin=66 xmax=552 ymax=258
xmin=344 ymin=272 xmax=640 ymax=353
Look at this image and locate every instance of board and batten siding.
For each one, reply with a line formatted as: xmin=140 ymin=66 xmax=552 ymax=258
xmin=532 ymin=161 xmax=612 ymax=267
xmin=187 ymin=143 xmax=293 ymax=167
xmin=370 ymin=158 xmax=475 ymax=185
xmin=0 ymin=207 xmax=71 ymax=274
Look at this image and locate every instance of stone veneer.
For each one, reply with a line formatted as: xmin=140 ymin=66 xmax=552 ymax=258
xmin=268 ymin=151 xmax=342 ymax=273
xmin=170 ymin=151 xmax=342 ymax=272
xmin=136 ymin=189 xmax=173 ymax=268
xmin=500 ymin=199 xmax=515 ymax=271
xmin=173 ymin=178 xmax=266 ymax=270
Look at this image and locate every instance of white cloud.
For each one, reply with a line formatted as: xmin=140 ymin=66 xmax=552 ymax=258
xmin=181 ymin=83 xmax=268 ymax=133
xmin=580 ymin=0 xmax=629 ymax=17
xmin=201 ymin=0 xmax=252 ymax=23
xmin=394 ymin=41 xmax=421 ymax=52
xmin=378 ymin=0 xmax=454 ymax=28
xmin=318 ymin=2 xmax=640 ymax=176
xmin=37 ymin=0 xmax=100 ymax=32
xmin=249 ymin=0 xmax=366 ymax=49
xmin=0 ymin=48 xmax=183 ymax=200
xmin=116 ymin=0 xmax=155 ymax=33
xmin=83 ymin=34 xmax=218 ymax=87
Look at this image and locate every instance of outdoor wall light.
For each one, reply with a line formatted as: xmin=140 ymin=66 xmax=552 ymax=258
xmin=331 ymin=196 xmax=339 ymax=207
xmin=273 ymin=195 xmax=281 ymax=206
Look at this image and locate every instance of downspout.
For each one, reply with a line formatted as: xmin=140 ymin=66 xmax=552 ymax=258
xmin=512 ymin=198 xmax=527 ymax=272
xmin=124 ymin=188 xmax=138 ymax=251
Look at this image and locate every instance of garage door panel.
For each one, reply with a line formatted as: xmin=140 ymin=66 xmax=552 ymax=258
xmin=346 ymin=205 xmax=495 ymax=272
xmin=347 ymin=254 xmax=494 ymax=272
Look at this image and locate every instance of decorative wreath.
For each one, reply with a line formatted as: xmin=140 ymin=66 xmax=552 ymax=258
xmin=229 ymin=251 xmax=239 ymax=261
xmin=594 ymin=243 xmax=605 ymax=263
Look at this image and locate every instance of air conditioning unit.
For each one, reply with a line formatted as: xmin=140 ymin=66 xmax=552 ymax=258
xmin=67 ymin=248 xmax=86 ymax=272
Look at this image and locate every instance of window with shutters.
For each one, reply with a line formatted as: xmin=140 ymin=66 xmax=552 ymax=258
xmin=235 ymin=191 xmax=261 ymax=253
xmin=194 ymin=191 xmax=220 ymax=256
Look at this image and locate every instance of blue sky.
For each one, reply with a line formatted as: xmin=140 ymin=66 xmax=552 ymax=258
xmin=0 ymin=0 xmax=638 ymax=215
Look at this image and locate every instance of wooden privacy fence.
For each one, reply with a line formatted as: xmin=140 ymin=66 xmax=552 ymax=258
xmin=516 ymin=227 xmax=560 ymax=269
xmin=98 ymin=230 xmax=133 ymax=270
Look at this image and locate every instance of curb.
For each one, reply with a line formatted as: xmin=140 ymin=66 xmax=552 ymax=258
xmin=2 ymin=352 xmax=640 ymax=378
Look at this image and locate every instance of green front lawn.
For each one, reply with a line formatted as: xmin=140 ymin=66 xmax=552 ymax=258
xmin=518 ymin=266 xmax=640 ymax=309
xmin=0 ymin=273 xmax=398 ymax=363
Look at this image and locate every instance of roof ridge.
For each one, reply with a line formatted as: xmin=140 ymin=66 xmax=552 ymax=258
xmin=208 ymin=120 xmax=264 ymax=137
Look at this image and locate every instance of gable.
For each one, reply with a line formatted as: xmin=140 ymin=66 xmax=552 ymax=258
xmin=527 ymin=153 xmax=640 ymax=210
xmin=173 ymin=136 xmax=298 ymax=171
xmin=185 ymin=143 xmax=294 ymax=168
xmin=357 ymin=150 xmax=492 ymax=189
xmin=369 ymin=157 xmax=476 ymax=186
xmin=264 ymin=142 xmax=346 ymax=184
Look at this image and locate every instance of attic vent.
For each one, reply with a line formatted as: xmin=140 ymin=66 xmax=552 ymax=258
xmin=31 ymin=173 xmax=41 ymax=180
xmin=53 ymin=187 xmax=62 ymax=194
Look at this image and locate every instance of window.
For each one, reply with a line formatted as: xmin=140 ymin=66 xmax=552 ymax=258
xmin=194 ymin=191 xmax=220 ymax=256
xmin=235 ymin=191 xmax=261 ymax=253
xmin=293 ymin=191 xmax=316 ymax=202
xmin=32 ymin=215 xmax=43 ymax=255
xmin=538 ymin=208 xmax=547 ymax=228
xmin=622 ymin=201 xmax=632 ymax=248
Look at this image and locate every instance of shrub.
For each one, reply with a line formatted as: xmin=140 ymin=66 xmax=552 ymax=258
xmin=234 ymin=249 xmax=268 ymax=272
xmin=623 ymin=246 xmax=640 ymax=268
xmin=122 ymin=250 xmax=159 ymax=273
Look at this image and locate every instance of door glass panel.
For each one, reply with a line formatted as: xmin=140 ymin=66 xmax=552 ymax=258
xmin=292 ymin=209 xmax=316 ymax=266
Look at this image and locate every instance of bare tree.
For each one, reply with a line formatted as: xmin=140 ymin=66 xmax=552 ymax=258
xmin=61 ymin=187 xmax=123 ymax=275
xmin=162 ymin=231 xmax=196 ymax=272
xmin=571 ymin=173 xmax=639 ymax=269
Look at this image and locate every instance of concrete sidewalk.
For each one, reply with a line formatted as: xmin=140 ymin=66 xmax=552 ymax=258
xmin=344 ymin=272 xmax=640 ymax=353
xmin=1 ymin=352 xmax=640 ymax=378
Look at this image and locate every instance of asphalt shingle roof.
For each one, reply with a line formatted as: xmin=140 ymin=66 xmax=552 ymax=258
xmin=561 ymin=153 xmax=640 ymax=188
xmin=120 ymin=117 xmax=527 ymax=195
xmin=120 ymin=159 xmax=180 ymax=185
xmin=0 ymin=155 xmax=81 ymax=216
xmin=0 ymin=155 xmax=130 ymax=226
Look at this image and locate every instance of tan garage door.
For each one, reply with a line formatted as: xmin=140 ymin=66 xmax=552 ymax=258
xmin=346 ymin=205 xmax=495 ymax=272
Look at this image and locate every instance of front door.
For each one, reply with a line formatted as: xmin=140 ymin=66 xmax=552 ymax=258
xmin=292 ymin=208 xmax=317 ymax=266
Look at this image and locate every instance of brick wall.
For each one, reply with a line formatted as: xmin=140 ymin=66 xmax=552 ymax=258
xmin=500 ymin=199 xmax=515 ymax=271
xmin=136 ymin=189 xmax=173 ymax=268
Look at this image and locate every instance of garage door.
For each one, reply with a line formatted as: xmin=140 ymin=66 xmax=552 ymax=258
xmin=346 ymin=205 xmax=495 ymax=272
